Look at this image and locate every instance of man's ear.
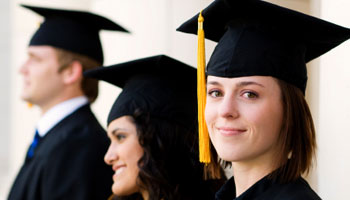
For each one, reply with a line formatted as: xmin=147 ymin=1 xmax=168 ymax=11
xmin=62 ymin=61 xmax=83 ymax=84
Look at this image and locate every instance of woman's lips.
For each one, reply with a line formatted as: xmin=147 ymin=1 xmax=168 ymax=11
xmin=115 ymin=166 xmax=125 ymax=175
xmin=112 ymin=165 xmax=126 ymax=179
xmin=217 ymin=127 xmax=246 ymax=136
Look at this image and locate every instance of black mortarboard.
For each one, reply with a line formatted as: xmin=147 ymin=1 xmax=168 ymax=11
xmin=21 ymin=4 xmax=129 ymax=64
xmin=177 ymin=0 xmax=350 ymax=164
xmin=177 ymin=0 xmax=350 ymax=93
xmin=84 ymin=55 xmax=197 ymax=128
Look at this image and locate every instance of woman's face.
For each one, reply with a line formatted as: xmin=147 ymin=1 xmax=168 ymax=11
xmin=205 ymin=76 xmax=283 ymax=165
xmin=104 ymin=116 xmax=144 ymax=196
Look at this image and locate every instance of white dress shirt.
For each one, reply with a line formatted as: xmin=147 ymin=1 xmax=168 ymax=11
xmin=36 ymin=96 xmax=89 ymax=137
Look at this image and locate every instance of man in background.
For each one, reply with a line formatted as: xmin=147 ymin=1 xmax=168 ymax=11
xmin=8 ymin=4 xmax=129 ymax=200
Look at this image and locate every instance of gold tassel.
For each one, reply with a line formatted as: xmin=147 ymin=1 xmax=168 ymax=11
xmin=197 ymin=11 xmax=210 ymax=164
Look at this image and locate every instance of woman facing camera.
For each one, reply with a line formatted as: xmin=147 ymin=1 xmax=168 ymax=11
xmin=177 ymin=0 xmax=350 ymax=199
xmin=84 ymin=55 xmax=225 ymax=200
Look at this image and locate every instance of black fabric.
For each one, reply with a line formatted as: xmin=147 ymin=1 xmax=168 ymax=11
xmin=177 ymin=0 xmax=350 ymax=93
xmin=21 ymin=4 xmax=129 ymax=63
xmin=8 ymin=105 xmax=113 ymax=200
xmin=84 ymin=55 xmax=197 ymax=127
xmin=84 ymin=55 xmax=225 ymax=199
xmin=216 ymin=176 xmax=321 ymax=200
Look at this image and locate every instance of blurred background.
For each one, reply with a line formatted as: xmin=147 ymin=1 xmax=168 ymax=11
xmin=0 ymin=0 xmax=349 ymax=199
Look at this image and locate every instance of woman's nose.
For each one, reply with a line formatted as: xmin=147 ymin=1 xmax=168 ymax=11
xmin=104 ymin=144 xmax=118 ymax=165
xmin=218 ymin=95 xmax=239 ymax=119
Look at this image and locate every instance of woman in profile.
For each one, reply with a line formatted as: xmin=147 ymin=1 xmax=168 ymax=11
xmin=177 ymin=0 xmax=350 ymax=199
xmin=84 ymin=55 xmax=225 ymax=200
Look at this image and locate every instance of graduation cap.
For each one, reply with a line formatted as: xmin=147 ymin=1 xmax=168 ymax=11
xmin=178 ymin=0 xmax=350 ymax=92
xmin=21 ymin=4 xmax=130 ymax=64
xmin=177 ymin=0 xmax=350 ymax=163
xmin=84 ymin=55 xmax=197 ymax=129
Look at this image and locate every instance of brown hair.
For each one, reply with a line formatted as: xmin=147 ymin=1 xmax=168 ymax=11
xmin=272 ymin=79 xmax=316 ymax=182
xmin=205 ymin=79 xmax=316 ymax=183
xmin=204 ymin=142 xmax=228 ymax=180
xmin=54 ymin=47 xmax=102 ymax=103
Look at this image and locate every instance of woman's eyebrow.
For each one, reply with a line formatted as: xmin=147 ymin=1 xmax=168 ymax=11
xmin=236 ymin=81 xmax=265 ymax=88
xmin=110 ymin=128 xmax=128 ymax=136
xmin=207 ymin=81 xmax=222 ymax=86
xmin=207 ymin=80 xmax=265 ymax=88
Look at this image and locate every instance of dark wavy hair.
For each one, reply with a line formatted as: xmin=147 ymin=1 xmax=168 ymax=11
xmin=110 ymin=108 xmax=225 ymax=200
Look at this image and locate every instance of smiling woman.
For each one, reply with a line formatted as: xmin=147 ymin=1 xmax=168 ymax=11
xmin=205 ymin=76 xmax=284 ymax=169
xmin=105 ymin=116 xmax=143 ymax=197
xmin=84 ymin=55 xmax=226 ymax=200
xmin=177 ymin=0 xmax=350 ymax=199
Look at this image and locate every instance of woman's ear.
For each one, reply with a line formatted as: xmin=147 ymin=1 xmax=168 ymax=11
xmin=61 ymin=61 xmax=83 ymax=85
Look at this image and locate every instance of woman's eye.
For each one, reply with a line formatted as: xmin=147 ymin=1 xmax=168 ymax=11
xmin=115 ymin=134 xmax=126 ymax=141
xmin=208 ymin=90 xmax=222 ymax=98
xmin=243 ymin=91 xmax=258 ymax=99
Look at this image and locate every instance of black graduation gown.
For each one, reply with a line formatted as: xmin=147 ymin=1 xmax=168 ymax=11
xmin=215 ymin=175 xmax=321 ymax=200
xmin=8 ymin=104 xmax=113 ymax=200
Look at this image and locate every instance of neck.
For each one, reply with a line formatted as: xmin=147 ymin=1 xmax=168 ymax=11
xmin=40 ymin=93 xmax=84 ymax=115
xmin=39 ymin=84 xmax=85 ymax=115
xmin=141 ymin=190 xmax=149 ymax=200
xmin=231 ymin=153 xmax=278 ymax=197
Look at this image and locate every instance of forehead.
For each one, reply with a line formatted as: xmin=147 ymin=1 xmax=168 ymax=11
xmin=28 ymin=45 xmax=57 ymax=57
xmin=107 ymin=116 xmax=136 ymax=132
xmin=207 ymin=75 xmax=281 ymax=90
xmin=208 ymin=75 xmax=278 ymax=83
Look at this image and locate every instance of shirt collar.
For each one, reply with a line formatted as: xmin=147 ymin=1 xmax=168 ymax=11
xmin=215 ymin=176 xmax=236 ymax=200
xmin=215 ymin=174 xmax=275 ymax=200
xmin=36 ymin=96 xmax=89 ymax=137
